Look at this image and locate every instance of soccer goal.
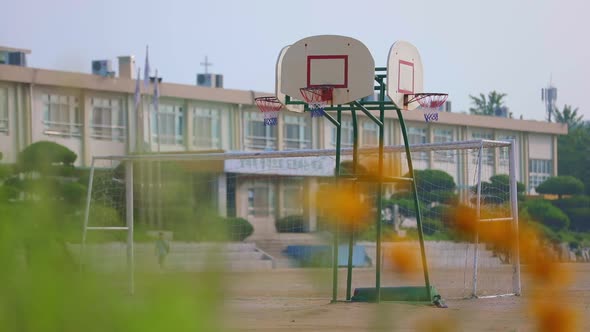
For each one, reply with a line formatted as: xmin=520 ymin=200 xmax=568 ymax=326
xmin=81 ymin=139 xmax=520 ymax=299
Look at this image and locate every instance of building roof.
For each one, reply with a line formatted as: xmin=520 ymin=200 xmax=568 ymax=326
xmin=0 ymin=46 xmax=31 ymax=54
xmin=0 ymin=64 xmax=568 ymax=135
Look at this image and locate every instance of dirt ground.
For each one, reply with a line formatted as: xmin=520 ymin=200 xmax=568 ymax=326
xmin=221 ymin=264 xmax=590 ymax=331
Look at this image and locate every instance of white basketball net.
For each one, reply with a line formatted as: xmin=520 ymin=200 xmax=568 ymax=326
xmin=308 ymin=102 xmax=327 ymax=118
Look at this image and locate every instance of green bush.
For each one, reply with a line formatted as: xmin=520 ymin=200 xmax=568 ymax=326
xmin=399 ymin=170 xmax=457 ymax=205
xmin=524 ymin=199 xmax=570 ymax=231
xmin=0 ymin=163 xmax=14 ymax=180
xmin=552 ymin=196 xmax=590 ymax=232
xmin=275 ymin=215 xmax=306 ymax=233
xmin=60 ymin=181 xmax=87 ymax=206
xmin=536 ymin=176 xmax=585 ymax=198
xmin=17 ymin=141 xmax=77 ymax=175
xmin=553 ymin=195 xmax=590 ymax=210
xmin=422 ymin=218 xmax=444 ymax=236
xmin=169 ymin=216 xmax=254 ymax=242
xmin=388 ymin=198 xmax=416 ymax=218
xmin=225 ymin=217 xmax=254 ymax=241
xmin=474 ymin=174 xmax=525 ymax=204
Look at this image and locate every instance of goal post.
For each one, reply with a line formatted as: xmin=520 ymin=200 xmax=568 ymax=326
xmin=80 ymin=139 xmax=521 ymax=299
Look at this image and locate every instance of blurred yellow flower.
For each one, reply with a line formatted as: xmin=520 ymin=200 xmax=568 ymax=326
xmin=384 ymin=244 xmax=420 ymax=277
xmin=317 ymin=184 xmax=373 ymax=232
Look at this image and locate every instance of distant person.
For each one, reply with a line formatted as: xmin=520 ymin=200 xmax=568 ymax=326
xmin=155 ymin=232 xmax=170 ymax=269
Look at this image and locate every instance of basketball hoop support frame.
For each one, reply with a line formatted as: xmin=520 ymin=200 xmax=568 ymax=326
xmin=283 ymin=67 xmax=434 ymax=305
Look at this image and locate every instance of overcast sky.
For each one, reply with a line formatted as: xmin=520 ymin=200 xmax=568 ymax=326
xmin=2 ymin=0 xmax=588 ymax=121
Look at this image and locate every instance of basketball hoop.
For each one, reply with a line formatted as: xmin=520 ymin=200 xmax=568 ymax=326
xmin=254 ymin=96 xmax=283 ymax=126
xmin=404 ymin=93 xmax=448 ymax=123
xmin=300 ymin=85 xmax=334 ymax=118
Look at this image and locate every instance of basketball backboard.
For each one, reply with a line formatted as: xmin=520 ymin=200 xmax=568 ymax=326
xmin=275 ymin=45 xmax=304 ymax=113
xmin=387 ymin=41 xmax=424 ymax=110
xmin=279 ymin=35 xmax=375 ymax=105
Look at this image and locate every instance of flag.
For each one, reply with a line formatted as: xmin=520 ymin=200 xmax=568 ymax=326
xmin=153 ymin=69 xmax=159 ymax=111
xmin=134 ymin=68 xmax=141 ymax=110
xmin=143 ymin=45 xmax=150 ymax=88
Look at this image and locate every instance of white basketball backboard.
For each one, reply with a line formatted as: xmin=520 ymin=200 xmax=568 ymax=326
xmin=275 ymin=45 xmax=304 ymax=113
xmin=387 ymin=41 xmax=424 ymax=110
xmin=279 ymin=35 xmax=375 ymax=105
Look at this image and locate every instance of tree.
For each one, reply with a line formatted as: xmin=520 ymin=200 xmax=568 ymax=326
xmin=557 ymin=122 xmax=590 ymax=195
xmin=4 ymin=142 xmax=82 ymax=205
xmin=536 ymin=176 xmax=585 ymax=199
xmin=524 ymin=199 xmax=570 ymax=231
xmin=552 ymin=196 xmax=590 ymax=232
xmin=554 ymin=104 xmax=583 ymax=128
xmin=469 ymin=91 xmax=508 ymax=116
xmin=475 ymin=174 xmax=526 ymax=204
xmin=398 ymin=169 xmax=457 ymax=205
xmin=17 ymin=141 xmax=77 ymax=176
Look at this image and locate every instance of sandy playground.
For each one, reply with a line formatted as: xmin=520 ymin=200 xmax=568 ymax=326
xmin=219 ymin=265 xmax=590 ymax=332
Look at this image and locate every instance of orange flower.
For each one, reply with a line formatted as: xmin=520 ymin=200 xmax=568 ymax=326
xmin=527 ymin=255 xmax=573 ymax=285
xmin=531 ymin=300 xmax=579 ymax=332
xmin=448 ymin=205 xmax=478 ymax=237
xmin=384 ymin=244 xmax=421 ymax=277
xmin=317 ymin=184 xmax=373 ymax=232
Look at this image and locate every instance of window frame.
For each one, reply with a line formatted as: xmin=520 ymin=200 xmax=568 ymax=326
xmin=192 ymin=106 xmax=222 ymax=149
xmin=0 ymin=87 xmax=8 ymax=134
xmin=433 ymin=128 xmax=455 ymax=162
xmin=151 ymin=103 xmax=184 ymax=145
xmin=471 ymin=131 xmax=494 ymax=165
xmin=243 ymin=111 xmax=277 ymax=150
xmin=362 ymin=121 xmax=379 ymax=147
xmin=90 ymin=97 xmax=126 ymax=142
xmin=283 ymin=114 xmax=311 ymax=150
xmin=42 ymin=93 xmax=82 ymax=137
xmin=331 ymin=118 xmax=354 ymax=148
xmin=408 ymin=126 xmax=428 ymax=160
xmin=528 ymin=158 xmax=553 ymax=192
xmin=247 ymin=181 xmax=275 ymax=217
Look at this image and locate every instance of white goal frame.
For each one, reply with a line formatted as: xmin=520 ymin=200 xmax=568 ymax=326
xmin=81 ymin=139 xmax=521 ymax=297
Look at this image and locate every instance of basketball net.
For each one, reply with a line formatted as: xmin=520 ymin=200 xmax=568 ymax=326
xmin=308 ymin=102 xmax=327 ymax=118
xmin=254 ymin=96 xmax=283 ymax=126
xmin=300 ymin=86 xmax=334 ymax=118
xmin=405 ymin=93 xmax=448 ymax=123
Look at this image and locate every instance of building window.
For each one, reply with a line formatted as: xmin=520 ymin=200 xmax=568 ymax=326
xmin=529 ymin=159 xmax=552 ymax=192
xmin=244 ymin=111 xmax=277 ymax=150
xmin=282 ymin=180 xmax=303 ymax=216
xmin=408 ymin=126 xmax=427 ymax=160
xmin=152 ymin=103 xmax=184 ymax=145
xmin=331 ymin=119 xmax=353 ymax=148
xmin=283 ymin=115 xmax=311 ymax=150
xmin=433 ymin=128 xmax=454 ymax=162
xmin=0 ymin=88 xmax=7 ymax=133
xmin=497 ymin=135 xmax=516 ymax=165
xmin=193 ymin=107 xmax=221 ymax=149
xmin=472 ymin=131 xmax=494 ymax=165
xmin=42 ymin=94 xmax=81 ymax=137
xmin=362 ymin=121 xmax=379 ymax=147
xmin=247 ymin=181 xmax=275 ymax=217
xmin=90 ymin=97 xmax=126 ymax=141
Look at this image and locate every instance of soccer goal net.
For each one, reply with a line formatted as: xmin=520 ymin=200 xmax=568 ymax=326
xmin=81 ymin=139 xmax=520 ymax=299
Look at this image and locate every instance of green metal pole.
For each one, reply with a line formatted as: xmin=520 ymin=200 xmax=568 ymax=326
xmin=376 ymin=78 xmax=386 ymax=303
xmin=395 ymin=108 xmax=432 ymax=300
xmin=331 ymin=107 xmax=342 ymax=303
xmin=346 ymin=105 xmax=358 ymax=301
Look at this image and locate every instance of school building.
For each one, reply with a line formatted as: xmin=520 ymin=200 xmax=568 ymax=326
xmin=0 ymin=47 xmax=567 ymax=237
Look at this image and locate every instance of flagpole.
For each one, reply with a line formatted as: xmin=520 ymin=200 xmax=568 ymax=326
xmin=154 ymin=69 xmax=160 ymax=154
xmin=134 ymin=67 xmax=142 ymax=154
xmin=153 ymin=69 xmax=162 ymax=229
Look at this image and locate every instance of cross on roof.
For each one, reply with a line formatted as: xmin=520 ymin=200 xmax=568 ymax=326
xmin=200 ymin=56 xmax=213 ymax=74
